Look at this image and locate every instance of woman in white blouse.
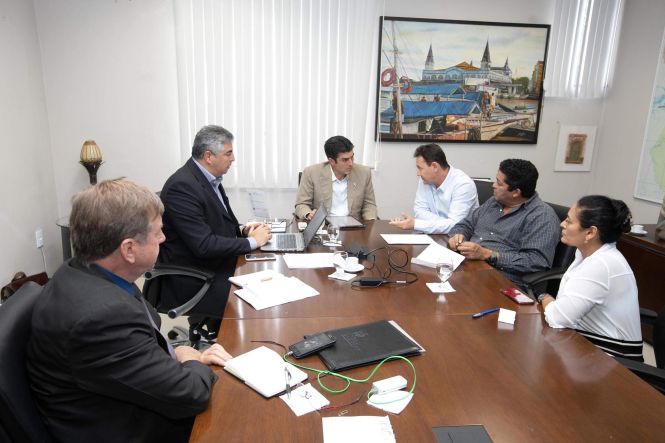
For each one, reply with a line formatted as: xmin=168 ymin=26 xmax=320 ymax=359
xmin=539 ymin=195 xmax=643 ymax=361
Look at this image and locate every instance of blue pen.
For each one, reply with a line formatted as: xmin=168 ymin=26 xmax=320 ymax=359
xmin=472 ymin=307 xmax=499 ymax=319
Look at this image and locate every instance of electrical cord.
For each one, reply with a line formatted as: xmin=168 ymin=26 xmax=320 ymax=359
xmin=283 ymin=352 xmax=417 ymax=404
xmin=351 ymin=246 xmax=418 ymax=288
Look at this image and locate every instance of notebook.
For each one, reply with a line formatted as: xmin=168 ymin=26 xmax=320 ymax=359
xmin=261 ymin=204 xmax=327 ymax=252
xmin=310 ymin=320 xmax=424 ymax=372
xmin=224 ymin=346 xmax=307 ymax=398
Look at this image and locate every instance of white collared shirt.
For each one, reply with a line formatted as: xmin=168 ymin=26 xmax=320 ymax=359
xmin=330 ymin=166 xmax=350 ymax=216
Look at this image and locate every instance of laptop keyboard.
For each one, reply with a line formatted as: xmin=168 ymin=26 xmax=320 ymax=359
xmin=277 ymin=234 xmax=298 ymax=250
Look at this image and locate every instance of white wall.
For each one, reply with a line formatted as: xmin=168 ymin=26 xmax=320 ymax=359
xmin=33 ymin=0 xmax=182 ymax=218
xmin=0 ymin=0 xmax=59 ymax=284
xmin=590 ymin=0 xmax=665 ymax=220
xmin=2 ymin=0 xmax=664 ymax=283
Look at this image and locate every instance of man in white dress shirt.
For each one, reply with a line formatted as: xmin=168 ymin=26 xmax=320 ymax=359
xmin=390 ymin=144 xmax=478 ymax=234
xmin=295 ymin=135 xmax=377 ymax=221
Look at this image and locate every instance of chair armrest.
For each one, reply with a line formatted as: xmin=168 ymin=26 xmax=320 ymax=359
xmin=522 ymin=268 xmax=567 ymax=287
xmin=614 ymin=356 xmax=665 ymax=395
xmin=640 ymin=308 xmax=658 ymax=327
xmin=144 ymin=265 xmax=215 ymax=319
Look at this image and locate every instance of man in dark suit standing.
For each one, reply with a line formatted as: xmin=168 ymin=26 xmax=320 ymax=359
xmin=159 ymin=125 xmax=271 ymax=334
xmin=27 ymin=179 xmax=232 ymax=443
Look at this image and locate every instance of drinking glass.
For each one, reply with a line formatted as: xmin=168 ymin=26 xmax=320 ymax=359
xmin=435 ymin=258 xmax=454 ymax=285
xmin=327 ymin=224 xmax=340 ymax=243
xmin=333 ymin=251 xmax=348 ymax=275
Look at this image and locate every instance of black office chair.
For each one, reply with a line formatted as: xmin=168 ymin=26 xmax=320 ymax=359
xmin=614 ymin=306 xmax=665 ymax=395
xmin=521 ymin=202 xmax=575 ymax=299
xmin=0 ymin=281 xmax=54 ymax=443
xmin=472 ymin=178 xmax=493 ymax=205
xmin=143 ymin=264 xmax=216 ymax=350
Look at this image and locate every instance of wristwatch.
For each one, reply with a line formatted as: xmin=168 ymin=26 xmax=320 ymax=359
xmin=537 ymin=293 xmax=549 ymax=303
xmin=486 ymin=250 xmax=498 ymax=266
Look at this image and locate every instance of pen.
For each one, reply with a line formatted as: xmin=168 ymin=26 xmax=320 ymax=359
xmin=472 ymin=307 xmax=499 ymax=319
xmin=284 ymin=367 xmax=291 ymax=399
xmin=260 ymin=277 xmax=273 ymax=282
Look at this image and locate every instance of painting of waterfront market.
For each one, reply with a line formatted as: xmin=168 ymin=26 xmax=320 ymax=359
xmin=376 ymin=17 xmax=550 ymax=143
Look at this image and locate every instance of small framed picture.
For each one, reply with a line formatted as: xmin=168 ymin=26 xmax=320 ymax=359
xmin=554 ymin=125 xmax=596 ymax=171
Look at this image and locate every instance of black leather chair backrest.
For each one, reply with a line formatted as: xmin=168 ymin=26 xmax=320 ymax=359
xmin=0 ymin=281 xmax=53 ymax=442
xmin=654 ymin=306 xmax=665 ymax=370
xmin=472 ymin=179 xmax=493 ymax=205
xmin=547 ymin=202 xmax=576 ymax=269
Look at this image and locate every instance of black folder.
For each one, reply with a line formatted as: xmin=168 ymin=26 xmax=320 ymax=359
xmin=311 ymin=320 xmax=423 ymax=372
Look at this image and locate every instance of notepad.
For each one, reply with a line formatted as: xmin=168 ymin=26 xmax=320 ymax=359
xmin=312 ymin=320 xmax=424 ymax=372
xmin=224 ymin=346 xmax=307 ymax=398
xmin=411 ymin=242 xmax=465 ymax=270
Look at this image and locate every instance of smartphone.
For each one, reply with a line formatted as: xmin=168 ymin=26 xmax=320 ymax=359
xmin=245 ymin=253 xmax=277 ymax=261
xmin=289 ymin=333 xmax=336 ymax=358
xmin=500 ymin=287 xmax=535 ymax=305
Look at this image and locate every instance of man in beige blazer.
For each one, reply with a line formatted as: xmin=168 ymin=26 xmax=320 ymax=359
xmin=295 ymin=135 xmax=377 ymax=221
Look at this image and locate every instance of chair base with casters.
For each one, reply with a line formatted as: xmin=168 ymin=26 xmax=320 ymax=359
xmin=143 ymin=265 xmax=218 ymax=351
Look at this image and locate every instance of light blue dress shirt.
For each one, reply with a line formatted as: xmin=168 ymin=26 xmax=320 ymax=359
xmin=413 ymin=166 xmax=479 ymax=234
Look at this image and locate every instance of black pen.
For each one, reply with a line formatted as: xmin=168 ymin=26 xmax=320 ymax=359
xmin=472 ymin=307 xmax=499 ymax=319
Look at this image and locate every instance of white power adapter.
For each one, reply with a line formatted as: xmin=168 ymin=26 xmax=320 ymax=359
xmin=370 ymin=375 xmax=407 ymax=395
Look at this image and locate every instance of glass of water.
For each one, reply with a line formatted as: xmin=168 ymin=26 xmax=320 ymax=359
xmin=333 ymin=251 xmax=348 ymax=275
xmin=436 ymin=258 xmax=454 ymax=286
xmin=327 ymin=224 xmax=340 ymax=243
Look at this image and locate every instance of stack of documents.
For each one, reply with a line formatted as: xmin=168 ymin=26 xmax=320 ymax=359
xmin=411 ymin=242 xmax=465 ymax=270
xmin=224 ymin=346 xmax=307 ymax=398
xmin=381 ymin=234 xmax=434 ymax=244
xmin=282 ymin=253 xmax=334 ymax=269
xmin=234 ymin=273 xmax=319 ymax=310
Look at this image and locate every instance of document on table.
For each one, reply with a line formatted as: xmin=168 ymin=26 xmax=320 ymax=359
xmin=280 ymin=383 xmax=329 ymax=416
xmin=411 ymin=242 xmax=465 ymax=270
xmin=229 ymin=269 xmax=283 ymax=288
xmin=322 ymin=416 xmax=396 ymax=443
xmin=224 ymin=346 xmax=307 ymax=398
xmin=234 ymin=275 xmax=319 ymax=310
xmin=381 ymin=234 xmax=434 ymax=245
xmin=283 ymin=253 xmax=334 ymax=269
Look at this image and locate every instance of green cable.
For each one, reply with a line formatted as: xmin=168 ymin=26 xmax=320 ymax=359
xmin=283 ymin=353 xmax=417 ymax=403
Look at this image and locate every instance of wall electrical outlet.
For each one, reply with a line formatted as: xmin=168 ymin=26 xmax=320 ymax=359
xmin=35 ymin=228 xmax=44 ymax=248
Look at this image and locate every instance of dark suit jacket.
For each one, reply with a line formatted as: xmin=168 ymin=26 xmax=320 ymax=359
xmin=159 ymin=158 xmax=252 ymax=316
xmin=26 ymin=259 xmax=217 ymax=443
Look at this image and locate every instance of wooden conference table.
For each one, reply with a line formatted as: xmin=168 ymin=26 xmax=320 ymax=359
xmin=191 ymin=221 xmax=665 ymax=443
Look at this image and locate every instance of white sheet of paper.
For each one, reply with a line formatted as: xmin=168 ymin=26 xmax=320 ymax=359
xmin=283 ymin=253 xmax=334 ymax=269
xmin=498 ymin=308 xmax=517 ymax=325
xmin=234 ymin=276 xmax=319 ymax=310
xmin=328 ymin=271 xmax=356 ymax=281
xmin=380 ymin=234 xmax=434 ymax=244
xmin=247 ymin=189 xmax=270 ymax=219
xmin=322 ymin=416 xmax=396 ymax=443
xmin=425 ymin=282 xmax=455 ymax=293
xmin=367 ymin=390 xmax=414 ymax=414
xmin=228 ymin=269 xmax=283 ymax=288
xmin=411 ymin=242 xmax=465 ymax=270
xmin=280 ymin=383 xmax=329 ymax=416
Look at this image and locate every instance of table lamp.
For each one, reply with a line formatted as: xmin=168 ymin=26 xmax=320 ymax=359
xmin=79 ymin=140 xmax=103 ymax=185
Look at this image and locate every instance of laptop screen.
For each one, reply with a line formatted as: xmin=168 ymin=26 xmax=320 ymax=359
xmin=302 ymin=204 xmax=327 ymax=247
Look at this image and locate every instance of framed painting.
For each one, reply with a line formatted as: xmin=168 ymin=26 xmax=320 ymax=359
xmin=376 ymin=17 xmax=550 ymax=143
xmin=554 ymin=125 xmax=597 ymax=172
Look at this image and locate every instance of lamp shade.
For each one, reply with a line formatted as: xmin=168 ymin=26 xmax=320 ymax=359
xmin=80 ymin=140 xmax=102 ymax=163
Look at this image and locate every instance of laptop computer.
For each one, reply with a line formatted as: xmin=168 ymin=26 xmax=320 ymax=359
xmin=247 ymin=189 xmax=290 ymax=232
xmin=260 ymin=204 xmax=327 ymax=252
